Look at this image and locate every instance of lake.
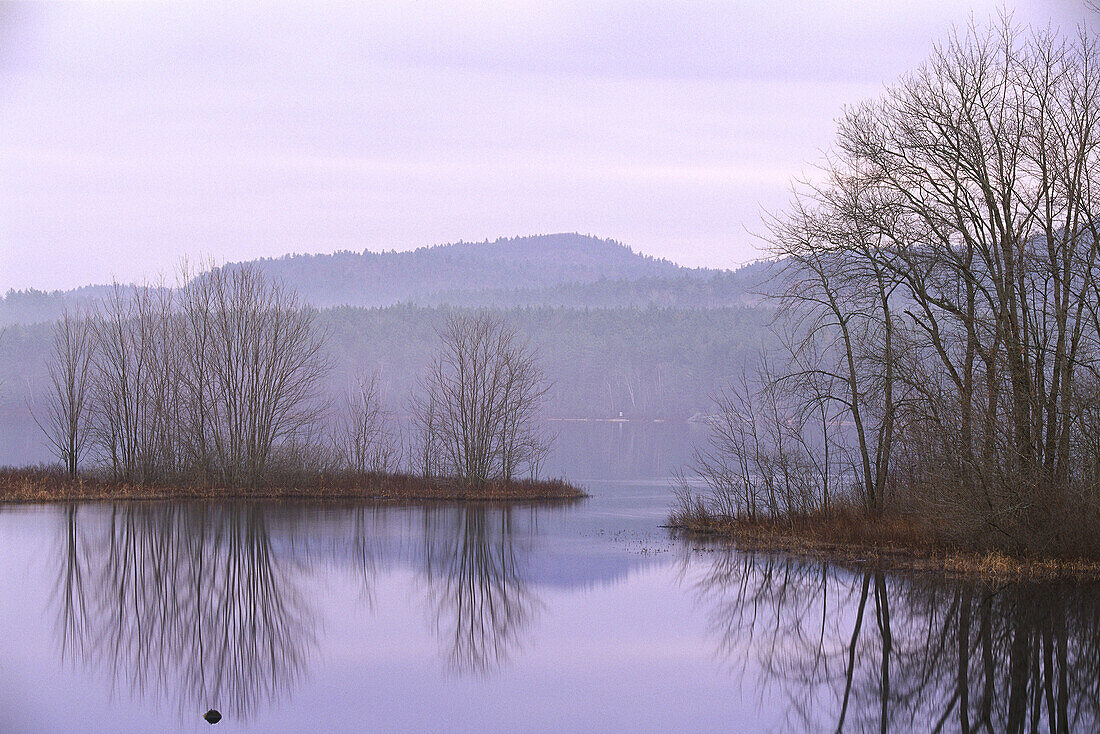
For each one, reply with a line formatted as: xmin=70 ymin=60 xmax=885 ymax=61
xmin=0 ymin=421 xmax=1095 ymax=732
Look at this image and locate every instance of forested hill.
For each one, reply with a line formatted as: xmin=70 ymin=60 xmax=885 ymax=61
xmin=235 ymin=233 xmax=706 ymax=308
xmin=1 ymin=235 xmax=776 ymax=324
xmin=418 ymin=269 xmax=773 ymax=309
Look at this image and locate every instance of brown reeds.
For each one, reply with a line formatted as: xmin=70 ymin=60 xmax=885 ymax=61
xmin=670 ymin=502 xmax=1100 ymax=580
xmin=0 ymin=466 xmax=586 ymax=504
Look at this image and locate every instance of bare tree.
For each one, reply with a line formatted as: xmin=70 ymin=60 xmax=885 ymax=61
xmin=410 ymin=387 xmax=444 ymax=478
xmin=332 ymin=371 xmax=401 ymax=475
xmin=176 ymin=263 xmax=331 ymax=487
xmin=34 ymin=310 xmax=94 ymax=476
xmin=767 ymin=170 xmax=904 ymax=511
xmin=414 ymin=313 xmax=552 ymax=485
xmin=89 ymin=282 xmax=178 ymax=483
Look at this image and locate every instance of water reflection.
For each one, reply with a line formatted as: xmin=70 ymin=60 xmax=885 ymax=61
xmin=542 ymin=419 xmax=702 ymax=480
xmin=55 ymin=503 xmax=315 ymax=719
xmin=420 ymin=507 xmax=540 ymax=675
xmin=681 ymin=547 xmax=1100 ymax=733
xmin=52 ymin=501 xmax=543 ymax=720
xmin=27 ymin=494 xmax=1100 ymax=731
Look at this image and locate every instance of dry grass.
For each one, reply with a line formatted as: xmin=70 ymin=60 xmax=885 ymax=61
xmin=0 ymin=467 xmax=586 ymax=505
xmin=670 ymin=504 xmax=1100 ymax=580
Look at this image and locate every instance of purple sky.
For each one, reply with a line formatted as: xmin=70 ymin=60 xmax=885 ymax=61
xmin=0 ymin=1 xmax=1093 ymax=291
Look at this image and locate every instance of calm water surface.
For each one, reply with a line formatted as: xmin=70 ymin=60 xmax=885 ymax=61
xmin=0 ymin=422 xmax=1096 ymax=732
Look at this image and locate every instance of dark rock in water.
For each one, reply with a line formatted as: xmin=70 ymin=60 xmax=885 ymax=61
xmin=203 ymin=709 xmax=222 ymax=725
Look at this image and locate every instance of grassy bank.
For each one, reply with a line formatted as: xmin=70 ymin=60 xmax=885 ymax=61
xmin=670 ymin=506 xmax=1100 ymax=580
xmin=0 ymin=467 xmax=586 ymax=504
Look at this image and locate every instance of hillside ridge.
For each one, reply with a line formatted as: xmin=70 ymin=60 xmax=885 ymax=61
xmin=0 ymin=234 xmax=771 ymax=325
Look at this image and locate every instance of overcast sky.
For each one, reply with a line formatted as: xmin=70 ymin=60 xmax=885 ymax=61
xmin=0 ymin=1 xmax=1094 ymax=291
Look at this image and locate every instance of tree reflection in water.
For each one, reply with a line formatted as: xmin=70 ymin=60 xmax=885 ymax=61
xmin=55 ymin=503 xmax=316 ymax=720
xmin=419 ymin=505 xmax=539 ymax=676
xmin=51 ymin=501 xmax=540 ymax=720
xmin=680 ymin=547 xmax=1100 ymax=733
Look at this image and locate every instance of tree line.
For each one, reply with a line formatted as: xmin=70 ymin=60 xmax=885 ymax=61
xmin=34 ymin=263 xmax=551 ymax=488
xmin=1 ymin=302 xmax=770 ymax=429
xmin=682 ymin=18 xmax=1100 ymax=556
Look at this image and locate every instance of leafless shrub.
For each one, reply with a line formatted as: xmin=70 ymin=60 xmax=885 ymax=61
xmin=684 ymin=361 xmax=853 ymax=522
xmin=332 ymin=372 xmax=401 ymax=475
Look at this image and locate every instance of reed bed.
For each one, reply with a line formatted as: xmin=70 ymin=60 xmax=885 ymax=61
xmin=0 ymin=467 xmax=586 ymax=504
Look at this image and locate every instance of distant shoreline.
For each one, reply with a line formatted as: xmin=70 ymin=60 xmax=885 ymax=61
xmin=546 ymin=417 xmax=686 ymax=423
xmin=0 ymin=468 xmax=587 ymax=505
xmin=670 ymin=512 xmax=1100 ymax=580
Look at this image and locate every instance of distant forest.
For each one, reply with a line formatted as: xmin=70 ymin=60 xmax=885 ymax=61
xmin=0 ymin=235 xmax=777 ymax=427
xmin=0 ymin=235 xmax=774 ymax=325
xmin=1 ymin=304 xmax=774 ymax=420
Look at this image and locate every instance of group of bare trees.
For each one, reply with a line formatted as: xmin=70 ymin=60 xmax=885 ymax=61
xmin=36 ymin=264 xmax=329 ymax=486
xmin=411 ymin=313 xmax=552 ymax=484
xmin=331 ymin=372 xmax=402 ymax=475
xmin=685 ymin=19 xmax=1100 ymax=554
xmin=38 ymin=267 xmax=330 ymax=484
xmin=331 ymin=311 xmax=552 ymax=485
xmin=36 ymin=264 xmax=550 ymax=488
xmin=33 ymin=313 xmax=93 ymax=476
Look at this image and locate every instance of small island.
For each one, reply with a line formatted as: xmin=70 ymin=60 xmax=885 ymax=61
xmin=17 ymin=266 xmax=580 ymax=506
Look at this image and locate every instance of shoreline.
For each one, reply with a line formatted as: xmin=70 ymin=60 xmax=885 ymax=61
xmin=670 ymin=515 xmax=1100 ymax=581
xmin=0 ymin=468 xmax=587 ymax=505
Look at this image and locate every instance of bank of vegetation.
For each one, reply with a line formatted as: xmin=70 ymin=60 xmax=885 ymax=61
xmin=673 ymin=18 xmax=1100 ymax=569
xmin=0 ymin=467 xmax=581 ymax=503
xmin=9 ymin=263 xmax=581 ymax=502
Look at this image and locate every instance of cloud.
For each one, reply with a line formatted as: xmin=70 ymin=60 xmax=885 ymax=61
xmin=0 ymin=1 xmax=1094 ymax=289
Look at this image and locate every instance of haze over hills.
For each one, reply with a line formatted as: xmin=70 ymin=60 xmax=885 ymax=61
xmin=0 ymin=233 xmax=777 ymax=463
xmin=0 ymin=234 xmax=773 ymax=325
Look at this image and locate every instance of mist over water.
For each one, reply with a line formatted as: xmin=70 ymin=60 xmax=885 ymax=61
xmin=0 ymin=421 xmax=1091 ymax=732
